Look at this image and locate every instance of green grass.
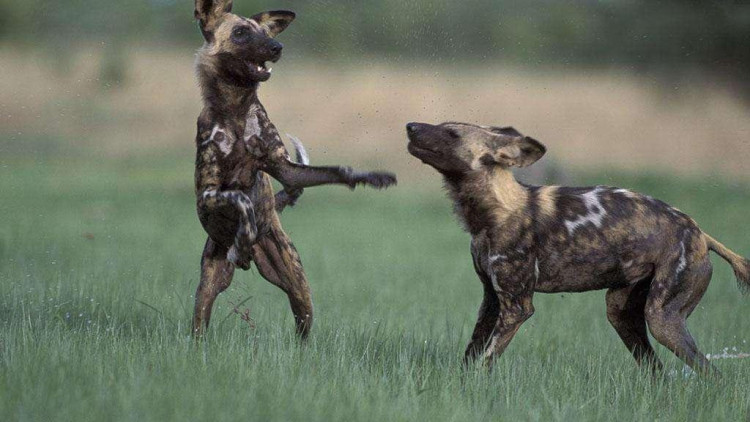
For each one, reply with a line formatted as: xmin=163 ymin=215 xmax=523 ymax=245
xmin=1 ymin=154 xmax=749 ymax=421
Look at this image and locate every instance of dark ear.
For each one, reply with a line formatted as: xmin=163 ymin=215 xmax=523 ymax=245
xmin=490 ymin=126 xmax=523 ymax=137
xmin=489 ymin=136 xmax=546 ymax=168
xmin=195 ymin=0 xmax=233 ymax=41
xmin=251 ymin=10 xmax=296 ymax=38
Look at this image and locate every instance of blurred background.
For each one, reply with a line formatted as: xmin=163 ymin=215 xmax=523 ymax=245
xmin=2 ymin=0 xmax=749 ymax=182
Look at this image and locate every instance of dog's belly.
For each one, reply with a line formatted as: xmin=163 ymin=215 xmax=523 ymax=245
xmin=246 ymin=172 xmax=277 ymax=237
xmin=534 ymin=255 xmax=624 ymax=293
xmin=534 ymin=231 xmax=658 ymax=293
xmin=534 ymin=263 xmax=631 ymax=293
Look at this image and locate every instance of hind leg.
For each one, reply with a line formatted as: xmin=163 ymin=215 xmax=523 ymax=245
xmin=606 ymin=279 xmax=662 ymax=371
xmin=192 ymin=237 xmax=235 ymax=337
xmin=645 ymin=254 xmax=716 ymax=375
xmin=251 ymin=216 xmax=313 ymax=339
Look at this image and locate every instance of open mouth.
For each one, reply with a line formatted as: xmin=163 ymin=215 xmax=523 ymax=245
xmin=249 ymin=61 xmax=273 ymax=81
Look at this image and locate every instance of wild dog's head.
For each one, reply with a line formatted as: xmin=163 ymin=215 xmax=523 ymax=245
xmin=406 ymin=122 xmax=546 ymax=176
xmin=195 ymin=0 xmax=295 ymax=85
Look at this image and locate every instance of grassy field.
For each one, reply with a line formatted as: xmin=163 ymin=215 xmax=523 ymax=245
xmin=1 ymin=151 xmax=749 ymax=421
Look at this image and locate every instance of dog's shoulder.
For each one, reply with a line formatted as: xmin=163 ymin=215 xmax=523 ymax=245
xmin=195 ymin=108 xmax=237 ymax=156
xmin=196 ymin=108 xmax=217 ymax=145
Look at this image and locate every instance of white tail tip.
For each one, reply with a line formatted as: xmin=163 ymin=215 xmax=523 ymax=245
xmin=286 ymin=133 xmax=310 ymax=165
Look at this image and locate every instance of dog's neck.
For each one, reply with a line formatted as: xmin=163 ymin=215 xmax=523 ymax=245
xmin=198 ymin=68 xmax=261 ymax=123
xmin=444 ymin=167 xmax=529 ymax=235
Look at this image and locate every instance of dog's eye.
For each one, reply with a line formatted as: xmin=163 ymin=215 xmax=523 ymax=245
xmin=232 ymin=27 xmax=249 ymax=40
xmin=446 ymin=129 xmax=460 ymax=139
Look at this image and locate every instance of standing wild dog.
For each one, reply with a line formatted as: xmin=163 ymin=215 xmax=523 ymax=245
xmin=406 ymin=121 xmax=749 ymax=375
xmin=191 ymin=0 xmax=397 ymax=339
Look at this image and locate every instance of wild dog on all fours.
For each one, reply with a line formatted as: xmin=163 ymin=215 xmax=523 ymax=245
xmin=191 ymin=0 xmax=397 ymax=339
xmin=406 ymin=121 xmax=749 ymax=375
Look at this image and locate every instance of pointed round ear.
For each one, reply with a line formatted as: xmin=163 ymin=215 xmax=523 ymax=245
xmin=251 ymin=10 xmax=296 ymax=38
xmin=195 ymin=0 xmax=234 ymax=41
xmin=489 ymin=126 xmax=523 ymax=137
xmin=484 ymin=136 xmax=547 ymax=168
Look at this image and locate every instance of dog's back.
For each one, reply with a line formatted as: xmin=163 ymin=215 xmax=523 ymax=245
xmin=528 ymin=185 xmax=706 ymax=293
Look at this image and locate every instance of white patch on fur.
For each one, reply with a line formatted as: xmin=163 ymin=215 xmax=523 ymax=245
xmin=534 ymin=258 xmax=540 ymax=282
xmin=487 ymin=253 xmax=508 ymax=292
xmin=483 ymin=336 xmax=498 ymax=360
xmin=612 ymin=188 xmax=638 ymax=199
xmin=614 ymin=188 xmax=659 ymax=203
xmin=564 ymin=187 xmax=607 ymax=235
xmin=227 ymin=245 xmax=239 ymax=267
xmin=243 ymin=107 xmax=261 ymax=142
xmin=675 ymin=240 xmax=688 ymax=279
xmin=489 ymin=272 xmax=501 ymax=293
xmin=488 ymin=253 xmax=507 ymax=264
xmin=208 ymin=125 xmax=233 ymax=156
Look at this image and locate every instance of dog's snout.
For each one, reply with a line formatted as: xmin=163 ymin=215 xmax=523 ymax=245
xmin=406 ymin=123 xmax=419 ymax=134
xmin=269 ymin=41 xmax=283 ymax=55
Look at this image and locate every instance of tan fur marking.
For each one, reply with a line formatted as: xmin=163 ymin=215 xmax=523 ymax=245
xmin=208 ymin=15 xmax=242 ymax=54
xmin=487 ymin=168 xmax=528 ymax=225
xmin=536 ymin=186 xmax=557 ymax=220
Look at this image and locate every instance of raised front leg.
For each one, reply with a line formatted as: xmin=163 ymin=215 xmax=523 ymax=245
xmin=274 ymin=134 xmax=309 ymax=213
xmin=197 ymin=188 xmax=257 ymax=270
xmin=258 ymin=139 xmax=397 ymax=191
xmin=250 ymin=215 xmax=313 ymax=339
xmin=193 ymin=238 xmax=235 ymax=337
xmin=268 ymin=158 xmax=396 ymax=190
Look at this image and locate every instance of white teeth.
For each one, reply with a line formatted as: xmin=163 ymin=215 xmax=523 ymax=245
xmin=268 ymin=67 xmax=272 ymax=73
xmin=257 ymin=65 xmax=263 ymax=71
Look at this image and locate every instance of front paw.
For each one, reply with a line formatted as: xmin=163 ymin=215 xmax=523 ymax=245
xmin=285 ymin=188 xmax=304 ymax=206
xmin=348 ymin=170 xmax=398 ymax=189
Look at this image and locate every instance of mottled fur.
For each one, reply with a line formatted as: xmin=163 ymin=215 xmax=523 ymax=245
xmin=191 ymin=0 xmax=397 ymax=339
xmin=406 ymin=121 xmax=749 ymax=375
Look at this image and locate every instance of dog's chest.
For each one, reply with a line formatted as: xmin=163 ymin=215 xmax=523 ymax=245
xmin=240 ymin=104 xmax=277 ymax=157
xmin=471 ymin=230 xmax=540 ymax=292
xmin=242 ymin=105 xmax=262 ymax=146
xmin=471 ymin=232 xmax=499 ymax=278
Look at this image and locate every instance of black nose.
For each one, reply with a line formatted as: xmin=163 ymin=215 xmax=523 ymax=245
xmin=406 ymin=123 xmax=419 ymax=134
xmin=269 ymin=41 xmax=283 ymax=55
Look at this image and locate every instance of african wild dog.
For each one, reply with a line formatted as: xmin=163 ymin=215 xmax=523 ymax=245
xmin=191 ymin=0 xmax=397 ymax=339
xmin=406 ymin=121 xmax=750 ymax=374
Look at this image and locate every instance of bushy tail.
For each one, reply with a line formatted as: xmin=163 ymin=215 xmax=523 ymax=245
xmin=287 ymin=134 xmax=310 ymax=166
xmin=704 ymin=233 xmax=750 ymax=294
xmin=274 ymin=134 xmax=310 ymax=213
